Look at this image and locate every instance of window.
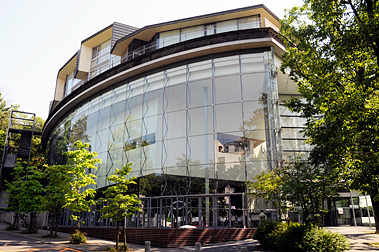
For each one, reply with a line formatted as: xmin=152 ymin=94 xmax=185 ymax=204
xmin=238 ymin=16 xmax=260 ymax=30
xmin=180 ymin=25 xmax=204 ymax=41
xmin=65 ymin=70 xmax=80 ymax=96
xmin=90 ymin=39 xmax=111 ymax=78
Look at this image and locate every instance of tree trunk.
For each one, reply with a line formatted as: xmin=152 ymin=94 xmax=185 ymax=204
xmin=50 ymin=211 xmax=55 ymax=236
xmin=370 ymin=194 xmax=379 ymax=233
xmin=54 ymin=213 xmax=59 ymax=237
xmin=13 ymin=213 xmax=19 ymax=227
xmin=29 ymin=212 xmax=33 ymax=230
xmin=116 ymin=220 xmax=120 ymax=250
xmin=123 ymin=217 xmax=127 ymax=249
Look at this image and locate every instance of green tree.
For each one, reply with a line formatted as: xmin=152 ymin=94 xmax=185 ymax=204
xmin=280 ymin=159 xmax=339 ymax=225
xmin=6 ymin=164 xmax=45 ymax=232
xmin=0 ymin=93 xmax=19 ymax=167
xmin=63 ymin=141 xmax=101 ymax=231
xmin=42 ymin=164 xmax=71 ymax=237
xmin=280 ymin=0 xmax=379 ymax=231
xmin=100 ymin=163 xmax=140 ymax=250
xmin=247 ymin=170 xmax=286 ymax=220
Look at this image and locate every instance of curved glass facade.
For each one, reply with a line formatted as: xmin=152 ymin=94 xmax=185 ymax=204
xmin=47 ymin=51 xmax=280 ymax=197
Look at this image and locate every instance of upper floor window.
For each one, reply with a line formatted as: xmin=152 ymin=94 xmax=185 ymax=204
xmin=65 ymin=70 xmax=80 ymax=96
xmin=157 ymin=15 xmax=261 ymax=49
xmin=90 ymin=39 xmax=113 ymax=79
xmin=91 ymin=39 xmax=111 ymax=68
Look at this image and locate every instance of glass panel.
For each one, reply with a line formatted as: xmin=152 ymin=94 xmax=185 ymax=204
xmin=159 ymin=29 xmax=180 ymax=48
xmin=241 ymin=73 xmax=266 ymax=101
xmin=110 ymin=125 xmax=124 ymax=150
xmin=181 ymin=25 xmax=204 ymax=41
xmin=145 ymin=89 xmax=163 ymax=118
xmin=188 ymin=79 xmax=212 ymax=108
xmin=239 ymin=16 xmax=260 ymax=30
xmin=217 ymin=162 xmax=245 ymax=181
xmin=246 ymin=161 xmax=268 ymax=181
xmin=188 ymin=60 xmax=212 ymax=82
xmin=214 ymin=103 xmax=243 ymax=133
xmin=165 ymin=110 xmax=186 ymax=139
xmin=166 ymin=66 xmax=187 ymax=86
xmin=111 ymin=100 xmax=126 ymax=127
xmin=165 ymin=83 xmax=186 ymax=112
xmin=216 ymin=19 xmax=238 ymax=33
xmin=142 ymin=115 xmax=162 ymax=142
xmin=215 ymin=131 xmax=244 ymax=164
xmin=214 ymin=75 xmax=241 ymax=104
xmin=282 ymin=139 xmax=311 ymax=152
xmin=243 ymin=101 xmax=265 ymax=131
xmin=124 ymin=119 xmax=142 ymax=141
xmin=188 ymin=106 xmax=213 ymax=137
xmin=213 ymin=56 xmax=240 ymax=77
xmin=188 ymin=134 xmax=214 ymax=165
xmin=164 ymin=137 xmax=186 ymax=168
xmin=127 ymin=94 xmax=143 ymax=120
xmin=280 ymin=116 xmax=307 ymax=128
xmin=281 ymin=128 xmax=306 ymax=139
xmin=205 ymin=24 xmax=215 ymax=35
xmin=244 ymin=130 xmax=267 ymax=162
xmin=240 ymin=54 xmax=265 ymax=73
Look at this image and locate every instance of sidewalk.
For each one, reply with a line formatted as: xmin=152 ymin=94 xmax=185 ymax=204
xmin=326 ymin=226 xmax=379 ymax=251
xmin=1 ymin=222 xmax=379 ymax=251
xmin=0 ymin=222 xmax=267 ymax=251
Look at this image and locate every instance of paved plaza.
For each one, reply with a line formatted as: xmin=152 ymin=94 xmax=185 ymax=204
xmin=1 ymin=222 xmax=379 ymax=251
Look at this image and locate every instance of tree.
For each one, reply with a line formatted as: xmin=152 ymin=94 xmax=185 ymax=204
xmin=42 ymin=164 xmax=71 ymax=237
xmin=100 ymin=163 xmax=140 ymax=250
xmin=6 ymin=164 xmax=45 ymax=232
xmin=247 ymin=170 xmax=287 ymax=220
xmin=280 ymin=0 xmax=379 ymax=231
xmin=0 ymin=92 xmax=19 ymax=167
xmin=280 ymin=159 xmax=339 ymax=225
xmin=63 ymin=141 xmax=101 ymax=231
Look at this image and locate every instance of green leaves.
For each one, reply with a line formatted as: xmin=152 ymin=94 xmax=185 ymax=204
xmin=281 ymin=0 xmax=379 ymax=229
xmin=6 ymin=164 xmax=46 ymax=215
xmin=62 ymin=141 xmax=101 ymax=228
xmin=100 ymin=163 xmax=141 ymax=223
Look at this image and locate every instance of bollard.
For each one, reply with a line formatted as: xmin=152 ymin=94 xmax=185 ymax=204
xmin=145 ymin=241 xmax=151 ymax=252
xmin=195 ymin=242 xmax=201 ymax=252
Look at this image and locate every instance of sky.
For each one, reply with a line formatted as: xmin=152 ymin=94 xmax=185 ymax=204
xmin=0 ymin=0 xmax=303 ymax=120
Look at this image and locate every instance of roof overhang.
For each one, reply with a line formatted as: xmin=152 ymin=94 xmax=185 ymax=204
xmin=112 ymin=4 xmax=280 ymax=56
xmin=57 ymin=52 xmax=78 ymax=80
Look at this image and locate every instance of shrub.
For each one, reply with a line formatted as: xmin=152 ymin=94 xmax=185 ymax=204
xmin=253 ymin=221 xmax=287 ymax=249
xmin=22 ymin=227 xmax=38 ymax=234
xmin=301 ymin=227 xmax=350 ymax=252
xmin=105 ymin=244 xmax=129 ymax=251
xmin=276 ymin=222 xmax=310 ymax=252
xmin=69 ymin=230 xmax=87 ymax=244
xmin=254 ymin=221 xmax=350 ymax=252
xmin=5 ymin=224 xmax=20 ymax=231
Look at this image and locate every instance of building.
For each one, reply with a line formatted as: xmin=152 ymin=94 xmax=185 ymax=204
xmin=41 ymin=4 xmax=373 ymax=244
